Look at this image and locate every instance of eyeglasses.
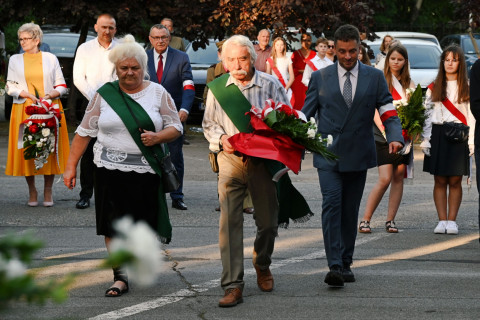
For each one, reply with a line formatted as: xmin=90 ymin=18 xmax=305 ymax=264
xmin=18 ymin=37 xmax=33 ymax=42
xmin=150 ymin=35 xmax=169 ymax=42
xmin=443 ymin=59 xmax=459 ymax=63
xmin=328 ymin=45 xmax=335 ymax=49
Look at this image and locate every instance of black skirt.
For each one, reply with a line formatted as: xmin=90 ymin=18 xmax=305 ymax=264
xmin=373 ymin=125 xmax=409 ymax=166
xmin=94 ymin=167 xmax=161 ymax=237
xmin=423 ymin=124 xmax=469 ymax=176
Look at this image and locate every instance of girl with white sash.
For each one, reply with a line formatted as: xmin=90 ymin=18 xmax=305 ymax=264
xmin=359 ymin=44 xmax=414 ymax=234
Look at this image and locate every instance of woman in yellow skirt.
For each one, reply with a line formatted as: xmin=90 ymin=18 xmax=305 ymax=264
xmin=5 ymin=23 xmax=70 ymax=207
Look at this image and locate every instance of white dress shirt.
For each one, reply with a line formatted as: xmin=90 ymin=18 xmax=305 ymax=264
xmin=301 ymin=55 xmax=334 ymax=87
xmin=73 ymin=37 xmax=117 ymax=100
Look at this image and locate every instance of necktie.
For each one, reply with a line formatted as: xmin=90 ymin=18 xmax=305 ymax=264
xmin=157 ymin=55 xmax=163 ymax=83
xmin=343 ymin=71 xmax=352 ymax=107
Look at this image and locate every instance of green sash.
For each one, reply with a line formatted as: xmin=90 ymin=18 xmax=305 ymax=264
xmin=208 ymin=74 xmax=313 ymax=227
xmin=97 ymin=81 xmax=172 ymax=243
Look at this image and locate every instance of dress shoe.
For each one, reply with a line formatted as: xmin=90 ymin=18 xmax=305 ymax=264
xmin=27 ymin=201 xmax=39 ymax=207
xmin=172 ymin=199 xmax=188 ymax=210
xmin=253 ymin=264 xmax=274 ymax=292
xmin=218 ymin=288 xmax=243 ymax=307
xmin=215 ymin=206 xmax=220 ymax=211
xmin=324 ymin=265 xmax=344 ymax=287
xmin=243 ymin=207 xmax=254 ymax=214
xmin=342 ymin=264 xmax=355 ymax=283
xmin=76 ymin=197 xmax=90 ymax=209
xmin=43 ymin=201 xmax=54 ymax=207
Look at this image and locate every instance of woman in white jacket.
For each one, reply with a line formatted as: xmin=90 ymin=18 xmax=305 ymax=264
xmin=420 ymin=45 xmax=474 ymax=235
xmin=5 ymin=23 xmax=69 ymax=207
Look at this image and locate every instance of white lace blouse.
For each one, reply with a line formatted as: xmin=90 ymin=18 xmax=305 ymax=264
xmin=76 ymin=81 xmax=183 ymax=173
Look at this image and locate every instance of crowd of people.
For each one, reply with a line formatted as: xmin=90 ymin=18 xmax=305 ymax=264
xmin=4 ymin=15 xmax=480 ymax=307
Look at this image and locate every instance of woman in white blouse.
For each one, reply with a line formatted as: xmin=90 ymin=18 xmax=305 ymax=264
xmin=266 ymin=37 xmax=295 ymax=105
xmin=420 ymin=45 xmax=474 ymax=235
xmin=63 ymin=35 xmax=182 ymax=297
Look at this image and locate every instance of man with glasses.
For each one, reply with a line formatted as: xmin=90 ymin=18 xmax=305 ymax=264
xmin=326 ymin=38 xmax=336 ymax=62
xmin=73 ymin=13 xmax=118 ymax=210
xmin=147 ymin=24 xmax=194 ymax=211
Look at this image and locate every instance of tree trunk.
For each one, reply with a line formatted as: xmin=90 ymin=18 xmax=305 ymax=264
xmin=410 ymin=0 xmax=424 ymax=26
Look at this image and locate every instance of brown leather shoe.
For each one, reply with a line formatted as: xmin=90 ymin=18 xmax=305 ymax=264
xmin=254 ymin=265 xmax=274 ymax=292
xmin=218 ymin=288 xmax=243 ymax=307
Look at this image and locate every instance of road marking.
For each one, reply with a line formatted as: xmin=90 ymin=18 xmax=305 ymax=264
xmin=44 ymin=248 xmax=106 ymax=260
xmin=88 ymin=234 xmax=387 ymax=320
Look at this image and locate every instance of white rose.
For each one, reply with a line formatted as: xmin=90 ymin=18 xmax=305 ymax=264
xmin=307 ymin=128 xmax=316 ymax=139
xmin=310 ymin=117 xmax=316 ymax=124
xmin=36 ymin=142 xmax=43 ymax=148
xmin=28 ymin=121 xmax=32 ymax=126
xmin=28 ymin=135 xmax=33 ymax=141
xmin=327 ymin=135 xmax=333 ymax=146
xmin=41 ymin=128 xmax=50 ymax=137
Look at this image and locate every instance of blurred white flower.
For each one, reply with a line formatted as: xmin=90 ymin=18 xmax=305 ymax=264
xmin=327 ymin=135 xmax=333 ymax=146
xmin=36 ymin=142 xmax=43 ymax=148
xmin=28 ymin=135 xmax=33 ymax=141
xmin=0 ymin=257 xmax=27 ymax=279
xmin=110 ymin=217 xmax=163 ymax=286
xmin=309 ymin=117 xmax=316 ymax=125
xmin=307 ymin=128 xmax=316 ymax=139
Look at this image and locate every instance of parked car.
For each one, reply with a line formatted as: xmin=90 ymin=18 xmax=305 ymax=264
xmin=365 ymin=38 xmax=442 ymax=89
xmin=185 ymin=39 xmax=220 ymax=124
xmin=440 ymin=33 xmax=480 ymax=75
xmin=373 ymin=31 xmax=440 ymax=47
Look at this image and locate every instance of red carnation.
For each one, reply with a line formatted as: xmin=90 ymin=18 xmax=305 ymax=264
xmin=36 ymin=107 xmax=47 ymax=114
xmin=29 ymin=124 xmax=39 ymax=133
xmin=25 ymin=106 xmax=36 ymax=115
xmin=46 ymin=118 xmax=56 ymax=128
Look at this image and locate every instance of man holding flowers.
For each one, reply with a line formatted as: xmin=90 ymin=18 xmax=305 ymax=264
xmin=302 ymin=24 xmax=404 ymax=287
xmin=203 ymin=35 xmax=310 ymax=307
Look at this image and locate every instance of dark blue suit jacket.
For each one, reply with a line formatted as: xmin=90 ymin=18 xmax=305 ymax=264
xmin=147 ymin=47 xmax=195 ymax=112
xmin=302 ymin=62 xmax=404 ymax=172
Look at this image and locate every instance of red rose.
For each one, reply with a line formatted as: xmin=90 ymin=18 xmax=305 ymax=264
xmin=36 ymin=107 xmax=47 ymax=114
xmin=25 ymin=106 xmax=36 ymax=115
xmin=29 ymin=124 xmax=39 ymax=133
xmin=46 ymin=118 xmax=56 ymax=128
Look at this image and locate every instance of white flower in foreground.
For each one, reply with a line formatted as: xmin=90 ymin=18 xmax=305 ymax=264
xmin=309 ymin=117 xmax=316 ymax=125
xmin=110 ymin=217 xmax=163 ymax=286
xmin=406 ymin=88 xmax=415 ymax=96
xmin=36 ymin=142 xmax=43 ymax=148
xmin=28 ymin=135 xmax=33 ymax=141
xmin=0 ymin=257 xmax=27 ymax=279
xmin=307 ymin=128 xmax=316 ymax=139
xmin=327 ymin=135 xmax=333 ymax=146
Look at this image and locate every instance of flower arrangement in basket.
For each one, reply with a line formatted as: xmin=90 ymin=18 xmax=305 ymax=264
xmin=229 ymin=99 xmax=336 ymax=174
xmin=392 ymin=84 xmax=427 ymax=140
xmin=19 ymin=98 xmax=62 ymax=170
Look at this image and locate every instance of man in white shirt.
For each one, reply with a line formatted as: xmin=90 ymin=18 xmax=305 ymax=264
xmin=73 ymin=13 xmax=117 ymax=209
xmin=302 ymin=37 xmax=334 ymax=87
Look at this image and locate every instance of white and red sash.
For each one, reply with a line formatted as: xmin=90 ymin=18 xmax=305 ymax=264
xmin=391 ymin=77 xmax=405 ymax=101
xmin=427 ymin=82 xmax=467 ymax=125
xmin=305 ymin=59 xmax=318 ymax=73
xmin=267 ymin=58 xmax=295 ymax=107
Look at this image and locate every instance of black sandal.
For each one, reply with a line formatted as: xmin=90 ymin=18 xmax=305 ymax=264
xmin=385 ymin=220 xmax=398 ymax=233
xmin=105 ymin=267 xmax=129 ymax=297
xmin=359 ymin=220 xmax=371 ymax=233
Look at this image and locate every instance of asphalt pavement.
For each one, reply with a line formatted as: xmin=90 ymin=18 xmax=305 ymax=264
xmin=0 ymin=123 xmax=479 ymax=319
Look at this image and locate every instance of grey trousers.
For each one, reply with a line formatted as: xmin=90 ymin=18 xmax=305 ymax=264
xmin=217 ymin=152 xmax=279 ymax=290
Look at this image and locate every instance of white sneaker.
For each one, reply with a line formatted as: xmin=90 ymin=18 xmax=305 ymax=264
xmin=446 ymin=221 xmax=458 ymax=235
xmin=434 ymin=221 xmax=447 ymax=234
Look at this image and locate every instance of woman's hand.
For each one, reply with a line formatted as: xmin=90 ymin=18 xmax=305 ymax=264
xmin=20 ymin=90 xmax=39 ymax=103
xmin=141 ymin=130 xmax=157 ymax=146
xmin=63 ymin=167 xmax=77 ymax=190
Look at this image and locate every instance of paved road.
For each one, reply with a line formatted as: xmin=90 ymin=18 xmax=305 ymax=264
xmin=1 ymin=126 xmax=479 ymax=319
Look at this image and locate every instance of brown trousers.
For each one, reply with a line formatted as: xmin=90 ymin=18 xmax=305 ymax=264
xmin=217 ymin=152 xmax=279 ymax=290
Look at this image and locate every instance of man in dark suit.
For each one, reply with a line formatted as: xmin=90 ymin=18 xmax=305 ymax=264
xmin=302 ymin=24 xmax=404 ymax=287
xmin=147 ymin=24 xmax=195 ymax=210
xmin=469 ymin=59 xmax=480 ymax=241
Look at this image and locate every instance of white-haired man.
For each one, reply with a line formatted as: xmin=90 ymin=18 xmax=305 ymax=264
xmin=203 ymin=35 xmax=290 ymax=307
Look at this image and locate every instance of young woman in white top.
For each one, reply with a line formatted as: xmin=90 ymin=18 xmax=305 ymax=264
xmin=420 ymin=45 xmax=474 ymax=235
xmin=359 ymin=44 xmax=415 ymax=233
xmin=266 ymin=37 xmax=295 ymax=104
